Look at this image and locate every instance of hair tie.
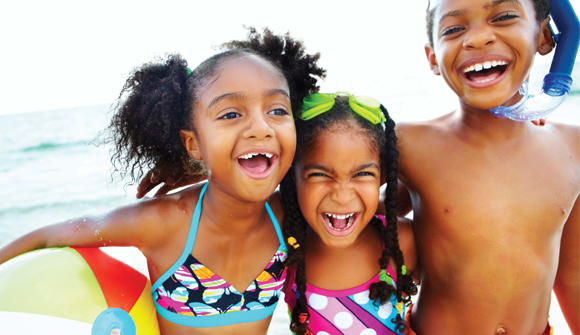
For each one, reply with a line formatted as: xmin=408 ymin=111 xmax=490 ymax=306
xmin=298 ymin=312 xmax=309 ymax=324
xmin=186 ymin=67 xmax=193 ymax=77
xmin=287 ymin=236 xmax=300 ymax=249
xmin=401 ymin=265 xmax=407 ymax=276
xmin=379 ymin=269 xmax=394 ymax=286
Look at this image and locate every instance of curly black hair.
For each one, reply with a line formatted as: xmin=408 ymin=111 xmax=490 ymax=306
xmin=107 ymin=28 xmax=326 ymax=184
xmin=280 ymin=96 xmax=418 ymax=335
xmin=425 ymin=0 xmax=550 ymax=46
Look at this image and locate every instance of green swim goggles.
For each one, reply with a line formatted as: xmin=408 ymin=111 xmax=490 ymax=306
xmin=300 ymin=92 xmax=387 ymax=125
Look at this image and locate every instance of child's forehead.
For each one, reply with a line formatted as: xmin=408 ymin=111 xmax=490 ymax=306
xmin=303 ymin=123 xmax=378 ymax=157
xmin=198 ymin=55 xmax=289 ymax=101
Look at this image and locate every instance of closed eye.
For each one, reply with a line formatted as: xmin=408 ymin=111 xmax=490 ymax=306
xmin=354 ymin=171 xmax=376 ymax=178
xmin=307 ymin=172 xmax=330 ymax=178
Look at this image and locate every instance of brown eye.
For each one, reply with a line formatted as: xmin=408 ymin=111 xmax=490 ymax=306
xmin=218 ymin=111 xmax=240 ymax=120
xmin=268 ymin=108 xmax=289 ymax=116
xmin=442 ymin=26 xmax=464 ymax=36
xmin=494 ymin=13 xmax=519 ymax=22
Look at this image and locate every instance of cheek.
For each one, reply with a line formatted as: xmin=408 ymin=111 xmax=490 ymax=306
xmin=296 ymin=182 xmax=320 ymax=220
xmin=281 ymin=123 xmax=297 ymax=154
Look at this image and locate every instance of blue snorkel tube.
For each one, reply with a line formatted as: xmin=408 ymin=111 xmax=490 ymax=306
xmin=490 ymin=0 xmax=580 ymax=121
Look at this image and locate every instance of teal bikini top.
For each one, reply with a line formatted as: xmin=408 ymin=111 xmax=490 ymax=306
xmin=151 ymin=183 xmax=288 ymax=327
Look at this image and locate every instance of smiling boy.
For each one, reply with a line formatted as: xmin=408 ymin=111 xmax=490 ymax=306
xmin=396 ymin=0 xmax=580 ymax=334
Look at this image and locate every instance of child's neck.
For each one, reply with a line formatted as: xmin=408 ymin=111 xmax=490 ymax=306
xmin=304 ymin=223 xmax=382 ymax=289
xmin=307 ymin=223 xmax=380 ymax=262
xmin=455 ymin=102 xmax=532 ymax=143
xmin=201 ymin=183 xmax=268 ymax=236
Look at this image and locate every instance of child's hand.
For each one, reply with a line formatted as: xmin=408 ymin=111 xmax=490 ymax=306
xmin=136 ymin=169 xmax=206 ymax=198
xmin=531 ymin=119 xmax=546 ymax=126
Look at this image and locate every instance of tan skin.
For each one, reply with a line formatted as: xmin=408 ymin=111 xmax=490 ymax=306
xmin=295 ymin=123 xmax=416 ymax=294
xmin=396 ymin=0 xmax=580 ymax=334
xmin=0 ymin=55 xmax=296 ymax=335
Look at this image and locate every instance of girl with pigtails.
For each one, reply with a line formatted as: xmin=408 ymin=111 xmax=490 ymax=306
xmin=0 ymin=28 xmax=325 ymax=335
xmin=280 ymin=93 xmax=418 ymax=335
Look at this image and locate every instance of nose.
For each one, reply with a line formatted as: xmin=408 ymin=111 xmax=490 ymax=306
xmin=243 ymin=110 xmax=274 ymax=140
xmin=463 ymin=23 xmax=496 ymax=49
xmin=330 ymin=182 xmax=356 ymax=205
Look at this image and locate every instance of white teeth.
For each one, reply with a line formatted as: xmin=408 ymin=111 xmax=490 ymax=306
xmin=326 ymin=213 xmax=355 ymax=220
xmin=463 ymin=60 xmax=508 ymax=73
xmin=239 ymin=152 xmax=273 ymax=159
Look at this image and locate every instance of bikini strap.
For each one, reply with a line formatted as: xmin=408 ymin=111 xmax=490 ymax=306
xmin=183 ymin=182 xmax=208 ymax=253
xmin=265 ymin=201 xmax=286 ymax=249
xmin=151 ymin=182 xmax=207 ymax=291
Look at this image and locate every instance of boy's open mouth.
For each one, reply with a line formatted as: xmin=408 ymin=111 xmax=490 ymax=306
xmin=237 ymin=152 xmax=276 ymax=179
xmin=322 ymin=212 xmax=359 ymax=236
xmin=461 ymin=60 xmax=509 ymax=87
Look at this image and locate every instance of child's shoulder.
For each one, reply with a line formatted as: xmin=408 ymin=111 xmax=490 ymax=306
xmin=548 ymin=121 xmax=580 ymax=151
xmin=134 ymin=183 xmax=206 ymax=228
xmin=396 ymin=113 xmax=455 ymax=143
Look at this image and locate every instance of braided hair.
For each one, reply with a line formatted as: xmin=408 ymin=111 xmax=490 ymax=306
xmin=107 ymin=28 xmax=326 ymax=184
xmin=280 ymin=96 xmax=417 ymax=334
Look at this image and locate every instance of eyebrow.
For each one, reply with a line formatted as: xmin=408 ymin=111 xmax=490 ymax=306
xmin=438 ymin=0 xmax=520 ymax=24
xmin=207 ymin=88 xmax=290 ymax=110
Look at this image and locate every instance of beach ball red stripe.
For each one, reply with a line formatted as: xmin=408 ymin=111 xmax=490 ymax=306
xmin=73 ymin=247 xmax=146 ymax=312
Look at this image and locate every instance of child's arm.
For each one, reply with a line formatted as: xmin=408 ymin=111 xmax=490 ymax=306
xmin=398 ymin=217 xmax=420 ymax=283
xmin=0 ymin=199 xmax=167 ymax=265
xmin=553 ymin=195 xmax=579 ymax=333
xmin=377 ymin=180 xmax=413 ymax=217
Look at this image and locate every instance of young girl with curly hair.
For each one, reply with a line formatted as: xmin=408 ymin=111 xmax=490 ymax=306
xmin=281 ymin=93 xmax=418 ymax=335
xmin=0 ymin=29 xmax=325 ymax=335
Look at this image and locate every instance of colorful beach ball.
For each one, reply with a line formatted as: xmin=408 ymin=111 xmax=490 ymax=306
xmin=0 ymin=247 xmax=160 ymax=335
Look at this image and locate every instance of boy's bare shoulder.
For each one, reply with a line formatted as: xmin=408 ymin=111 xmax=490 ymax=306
xmin=549 ymin=121 xmax=580 ymax=151
xmin=396 ymin=113 xmax=455 ymax=141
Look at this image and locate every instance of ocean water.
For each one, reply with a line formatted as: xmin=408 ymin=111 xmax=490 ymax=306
xmin=0 ymin=95 xmax=579 ymax=334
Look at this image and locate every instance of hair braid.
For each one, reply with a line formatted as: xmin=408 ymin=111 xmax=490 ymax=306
xmin=280 ymin=173 xmax=311 ymax=335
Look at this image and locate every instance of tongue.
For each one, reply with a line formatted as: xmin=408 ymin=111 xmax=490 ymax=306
xmin=239 ymin=155 xmax=269 ymax=173
xmin=331 ymin=217 xmax=348 ymax=229
xmin=466 ymin=68 xmax=502 ymax=83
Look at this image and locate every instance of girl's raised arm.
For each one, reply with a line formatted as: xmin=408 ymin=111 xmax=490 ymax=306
xmin=0 ymin=197 xmax=169 ymax=265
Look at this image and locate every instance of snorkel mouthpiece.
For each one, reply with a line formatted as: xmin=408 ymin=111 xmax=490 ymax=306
xmin=490 ymin=0 xmax=580 ymax=121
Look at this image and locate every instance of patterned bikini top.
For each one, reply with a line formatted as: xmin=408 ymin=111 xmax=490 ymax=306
xmin=152 ymin=183 xmax=288 ymax=327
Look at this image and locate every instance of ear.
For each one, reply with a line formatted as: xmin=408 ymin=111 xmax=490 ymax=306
xmin=179 ymin=130 xmax=202 ymax=160
xmin=425 ymin=44 xmax=441 ymax=75
xmin=537 ymin=17 xmax=555 ymax=55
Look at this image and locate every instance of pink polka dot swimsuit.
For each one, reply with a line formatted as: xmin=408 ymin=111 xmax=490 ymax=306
xmin=285 ymin=266 xmax=405 ymax=335
xmin=284 ymin=221 xmax=406 ymax=334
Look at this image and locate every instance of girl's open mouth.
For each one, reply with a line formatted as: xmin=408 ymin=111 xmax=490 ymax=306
xmin=321 ymin=212 xmax=360 ymax=237
xmin=461 ymin=60 xmax=510 ymax=88
xmin=237 ymin=152 xmax=277 ymax=179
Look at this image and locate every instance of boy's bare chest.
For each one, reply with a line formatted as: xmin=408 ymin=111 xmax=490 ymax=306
xmin=404 ymin=140 xmax=578 ymax=238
